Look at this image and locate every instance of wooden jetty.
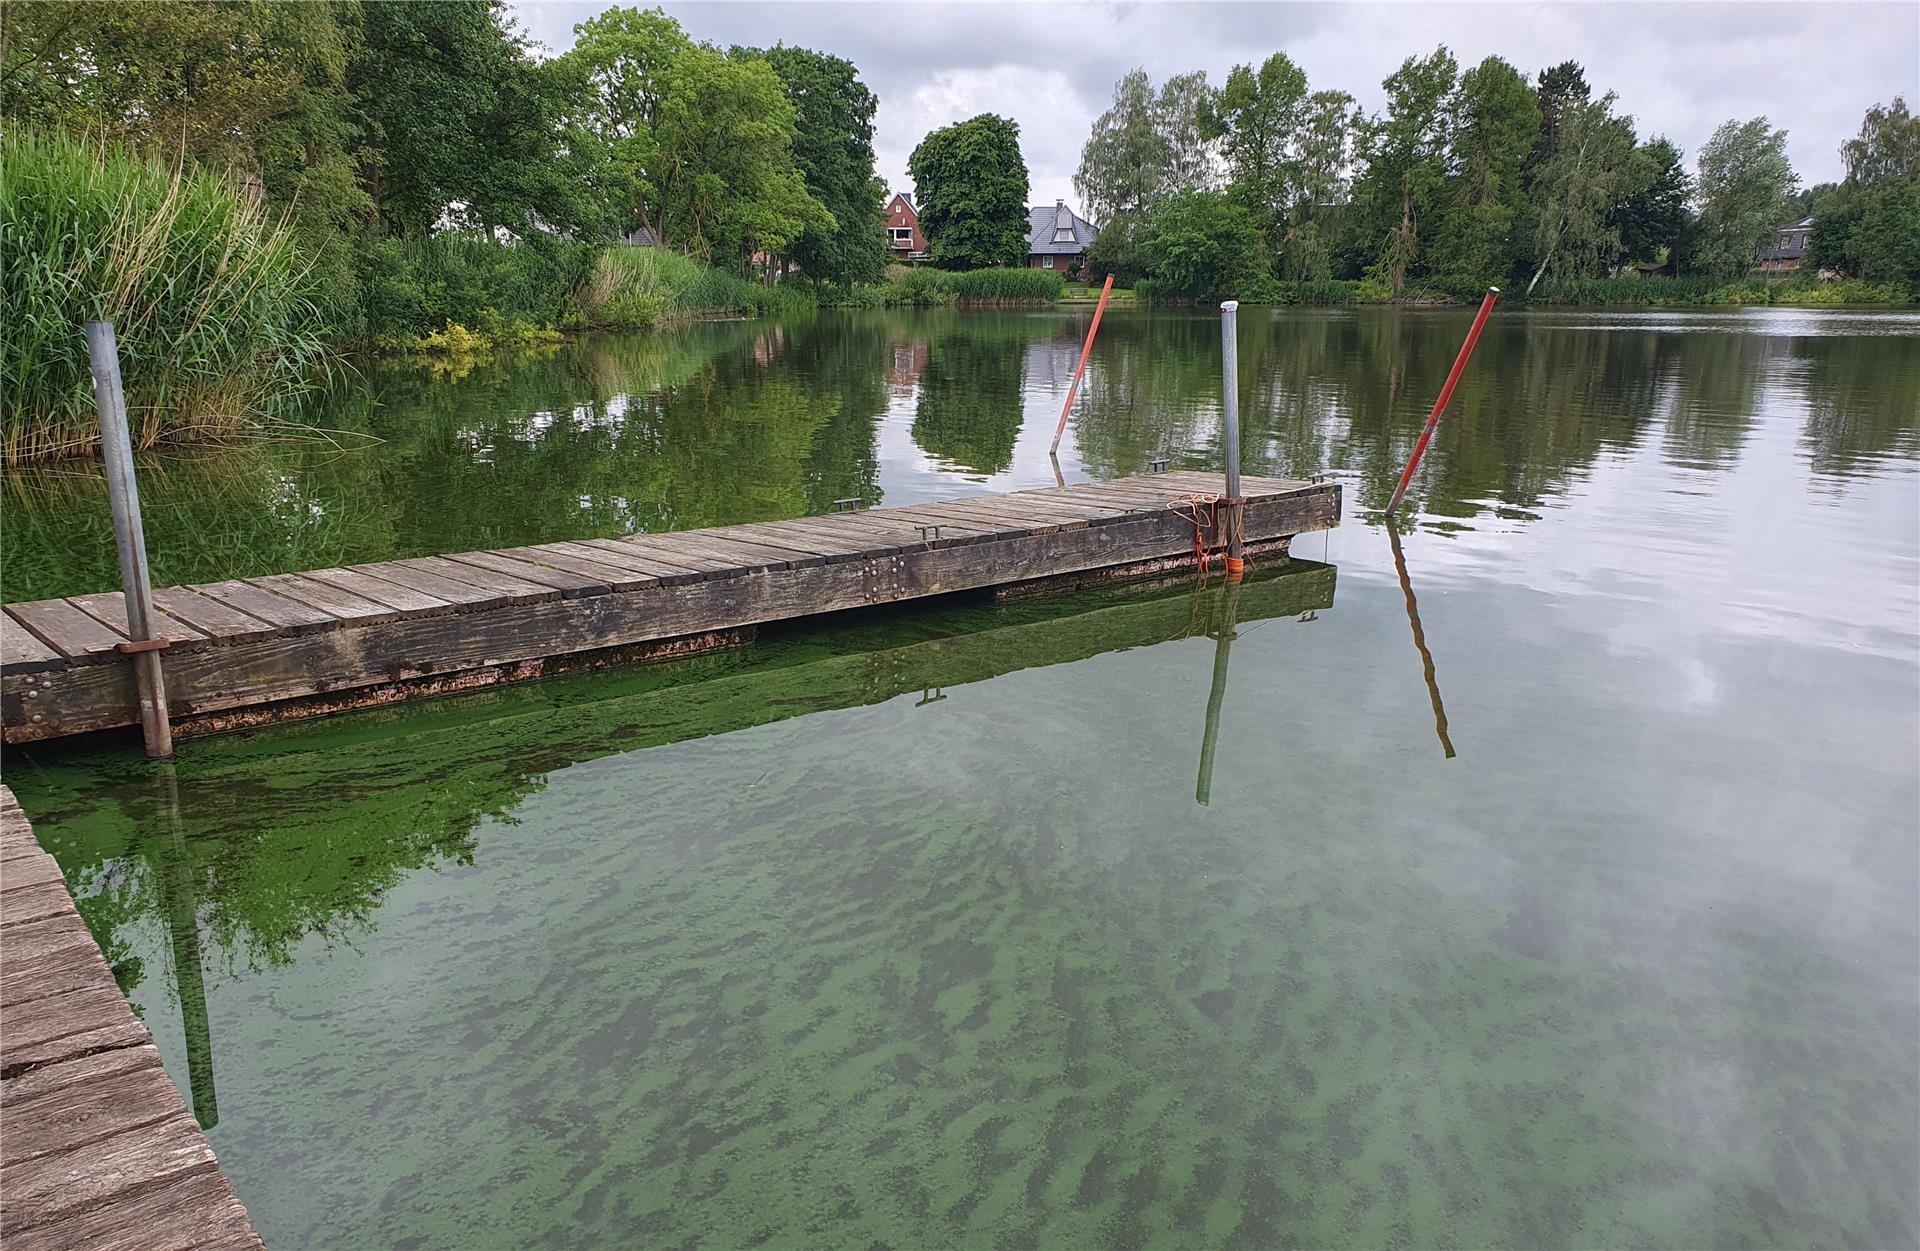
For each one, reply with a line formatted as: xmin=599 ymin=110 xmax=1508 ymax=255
xmin=1 ymin=471 xmax=1338 ymax=743
xmin=0 ymin=784 xmax=264 ymax=1250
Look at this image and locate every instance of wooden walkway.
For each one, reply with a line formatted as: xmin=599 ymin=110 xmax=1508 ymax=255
xmin=1 ymin=471 xmax=1338 ymax=742
xmin=0 ymin=785 xmax=264 ymax=1250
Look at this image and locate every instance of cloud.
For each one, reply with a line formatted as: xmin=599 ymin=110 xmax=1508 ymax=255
xmin=512 ymin=1 xmax=1920 ymax=205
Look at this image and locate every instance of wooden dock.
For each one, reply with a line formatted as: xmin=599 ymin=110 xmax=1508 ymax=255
xmin=0 ymin=785 xmax=264 ymax=1250
xmin=1 ymin=471 xmax=1338 ymax=743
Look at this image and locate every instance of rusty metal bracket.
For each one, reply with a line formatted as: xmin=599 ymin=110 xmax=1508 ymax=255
xmin=114 ymin=638 xmax=172 ymax=655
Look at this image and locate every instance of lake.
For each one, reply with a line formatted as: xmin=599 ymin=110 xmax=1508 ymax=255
xmin=4 ymin=306 xmax=1917 ymax=1249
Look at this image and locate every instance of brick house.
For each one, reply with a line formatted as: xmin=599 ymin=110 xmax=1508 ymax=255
xmin=885 ymin=193 xmax=928 ymax=260
xmin=1027 ymin=200 xmax=1098 ymax=274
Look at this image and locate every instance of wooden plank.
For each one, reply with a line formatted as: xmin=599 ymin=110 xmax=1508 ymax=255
xmin=0 ymin=1109 xmax=221 ymax=1239
xmin=498 ymin=544 xmax=655 ymax=590
xmin=750 ymin=517 xmax=909 ymax=559
xmin=537 ymin=541 xmax=673 ymax=587
xmin=445 ymin=550 xmax=609 ymax=597
xmin=3 ymin=1161 xmax=264 ymax=1251
xmin=5 ymin=600 xmax=127 ymax=660
xmin=601 ymin=534 xmax=742 ymax=575
xmin=652 ymin=531 xmax=829 ymax=571
xmin=1 ymin=851 xmax=66 ymax=895
xmin=1 ymin=613 xmax=62 ymax=670
xmin=188 ymin=579 xmax=337 ymax=632
xmin=0 ymin=880 xmax=72 ymax=927
xmin=3 ymin=1048 xmax=180 ymax=1167
xmin=0 ymin=985 xmax=149 ymax=1067
xmin=299 ymin=566 xmax=451 ymax=614
xmin=248 ymin=573 xmax=411 ymax=625
xmin=1 ymin=927 xmax=104 ymax=1008
xmin=150 ymin=588 xmax=281 ymax=642
xmin=571 ymin=539 xmax=714 ymax=584
xmin=64 ymin=593 xmax=208 ymax=648
xmin=351 ymin=558 xmax=553 ymax=607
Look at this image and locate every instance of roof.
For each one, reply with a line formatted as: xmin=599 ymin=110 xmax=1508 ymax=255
xmin=1027 ymin=201 xmax=1098 ymax=255
xmin=1757 ymin=217 xmax=1814 ymax=261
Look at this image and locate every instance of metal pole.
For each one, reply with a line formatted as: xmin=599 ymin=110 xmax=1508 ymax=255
xmin=159 ymin=765 xmax=217 ymax=1127
xmin=1049 ymin=273 xmax=1116 ymax=455
xmin=1219 ymin=301 xmax=1244 ymax=574
xmin=85 ymin=321 xmax=173 ymax=759
xmin=1385 ymin=287 xmax=1499 ymax=517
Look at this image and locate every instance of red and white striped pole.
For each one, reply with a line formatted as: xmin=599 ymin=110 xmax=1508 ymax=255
xmin=1385 ymin=287 xmax=1499 ymax=518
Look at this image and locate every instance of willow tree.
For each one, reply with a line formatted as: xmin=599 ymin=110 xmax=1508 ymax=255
xmin=1524 ymin=91 xmax=1643 ymax=292
xmin=1353 ymin=47 xmax=1458 ymax=296
xmin=1692 ymin=117 xmax=1797 ymax=277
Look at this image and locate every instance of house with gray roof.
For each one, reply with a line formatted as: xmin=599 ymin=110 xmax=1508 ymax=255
xmin=1027 ymin=200 xmax=1097 ymax=275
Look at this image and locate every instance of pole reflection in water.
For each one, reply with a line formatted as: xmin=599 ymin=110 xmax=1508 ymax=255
xmin=158 ymin=765 xmax=219 ymax=1128
xmin=1194 ymin=576 xmax=1245 ymax=805
xmin=1387 ymin=519 xmax=1456 ymax=759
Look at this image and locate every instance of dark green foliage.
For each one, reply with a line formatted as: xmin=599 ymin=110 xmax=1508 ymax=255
xmin=1431 ymin=56 xmax=1540 ymax=289
xmin=1085 ymin=216 xmax=1154 ymax=286
xmin=1613 ymin=137 xmax=1692 ymax=266
xmin=1139 ymin=191 xmax=1266 ymax=301
xmin=909 ymin=115 xmax=1032 ymax=270
xmin=1810 ymin=98 xmax=1919 ymax=288
xmin=742 ymin=45 xmax=890 ymax=286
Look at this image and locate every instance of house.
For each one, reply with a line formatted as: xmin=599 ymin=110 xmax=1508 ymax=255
xmin=885 ymin=193 xmax=928 ymax=260
xmin=1756 ymin=217 xmax=1813 ymax=271
xmin=1027 ymin=200 xmax=1097 ymax=274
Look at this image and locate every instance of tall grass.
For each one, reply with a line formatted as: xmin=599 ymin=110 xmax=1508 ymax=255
xmin=1 ymin=128 xmax=326 ymax=463
xmin=588 ymin=247 xmax=813 ymax=325
xmin=1528 ymin=274 xmax=1904 ymax=306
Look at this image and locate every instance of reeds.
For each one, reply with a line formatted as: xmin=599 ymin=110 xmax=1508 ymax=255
xmin=1 ymin=128 xmax=327 ymax=464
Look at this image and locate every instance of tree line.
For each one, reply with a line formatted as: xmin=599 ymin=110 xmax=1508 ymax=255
xmin=0 ymin=0 xmax=894 ymax=337
xmin=1070 ymin=51 xmax=1918 ymax=300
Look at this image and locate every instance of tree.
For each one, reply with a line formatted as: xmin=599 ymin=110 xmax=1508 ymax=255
xmin=1084 ymin=215 xmax=1152 ymax=285
xmin=1692 ymin=117 xmax=1796 ymax=277
xmin=1524 ymin=91 xmax=1644 ymax=291
xmin=565 ymin=7 xmax=826 ymax=263
xmin=1612 ymin=136 xmax=1691 ymax=266
xmin=1433 ymin=55 xmax=1540 ymax=288
xmin=1156 ymin=71 xmax=1218 ymax=196
xmin=1284 ymin=89 xmax=1359 ymax=280
xmin=1810 ymin=97 xmax=1920 ymax=284
xmin=1140 ymin=190 xmax=1265 ymax=300
xmin=908 ymin=114 xmax=1029 ymax=270
xmin=1075 ymin=70 xmax=1170 ymax=224
xmin=1352 ymin=47 xmax=1458 ymax=296
xmin=1200 ymin=52 xmax=1309 ymax=252
xmin=739 ymin=44 xmax=888 ymax=286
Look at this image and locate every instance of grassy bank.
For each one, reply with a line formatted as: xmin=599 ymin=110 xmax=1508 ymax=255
xmin=1 ymin=129 xmax=326 ymax=462
xmin=824 ymin=266 xmax=1065 ymax=307
xmin=1130 ymin=273 xmax=1910 ymax=308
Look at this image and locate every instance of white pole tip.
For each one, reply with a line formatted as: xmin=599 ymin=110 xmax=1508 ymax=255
xmin=1220 ymin=300 xmax=1239 ymax=312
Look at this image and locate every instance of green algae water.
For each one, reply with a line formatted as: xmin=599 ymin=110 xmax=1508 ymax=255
xmin=4 ymin=307 xmax=1917 ymax=1249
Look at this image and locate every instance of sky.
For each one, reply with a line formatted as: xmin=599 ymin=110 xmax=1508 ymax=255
xmin=510 ymin=1 xmax=1920 ymax=210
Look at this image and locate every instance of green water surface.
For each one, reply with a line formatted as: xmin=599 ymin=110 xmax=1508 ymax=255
xmin=4 ymin=307 xmax=1916 ymax=1249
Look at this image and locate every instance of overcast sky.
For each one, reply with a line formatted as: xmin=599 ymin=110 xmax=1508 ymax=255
xmin=511 ymin=1 xmax=1919 ymax=210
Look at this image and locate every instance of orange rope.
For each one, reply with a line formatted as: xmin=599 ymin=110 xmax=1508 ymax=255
xmin=1171 ymin=493 xmax=1221 ymax=576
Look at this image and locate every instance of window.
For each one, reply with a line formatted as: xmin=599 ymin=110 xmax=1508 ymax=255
xmin=1043 ymin=256 xmax=1055 ymax=268
xmin=1053 ymin=227 xmax=1075 ymax=243
xmin=891 ymin=228 xmax=913 ymax=244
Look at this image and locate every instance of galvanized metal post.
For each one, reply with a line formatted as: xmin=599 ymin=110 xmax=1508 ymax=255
xmin=1219 ymin=301 xmax=1244 ymax=570
xmin=85 ymin=321 xmax=173 ymax=758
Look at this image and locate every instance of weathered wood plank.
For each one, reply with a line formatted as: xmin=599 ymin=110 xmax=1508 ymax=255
xmin=1 ymin=850 xmax=67 ymax=895
xmin=5 ymin=600 xmax=127 ymax=660
xmin=0 ymin=880 xmax=73 ymax=927
xmin=64 ymin=593 xmax=209 ymax=648
xmin=248 ymin=573 xmax=412 ymax=625
xmin=0 ymin=985 xmax=150 ymax=1069
xmin=3 ymin=1048 xmax=181 ymax=1167
xmin=0 ymin=1109 xmax=222 ymax=1239
xmin=354 ymin=557 xmax=554 ymax=607
xmin=3 ymin=1162 xmax=264 ymax=1251
xmin=0 ymin=787 xmax=264 ymax=1251
xmin=299 ymin=566 xmax=451 ymax=614
xmin=189 ymin=580 xmax=337 ymax=632
xmin=536 ymin=541 xmax=670 ymax=586
xmin=447 ymin=550 xmax=609 ymax=596
xmin=499 ymin=544 xmax=655 ymax=590
xmin=661 ymin=531 xmax=831 ymax=571
xmin=150 ymin=589 xmax=281 ymax=642
xmin=1 ymin=613 xmax=63 ymax=670
xmin=572 ymin=538 xmax=714 ymax=584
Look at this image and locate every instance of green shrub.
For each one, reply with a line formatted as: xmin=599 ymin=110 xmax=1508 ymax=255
xmin=358 ymin=233 xmax=594 ymax=345
xmin=0 ymin=127 xmax=326 ymax=463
